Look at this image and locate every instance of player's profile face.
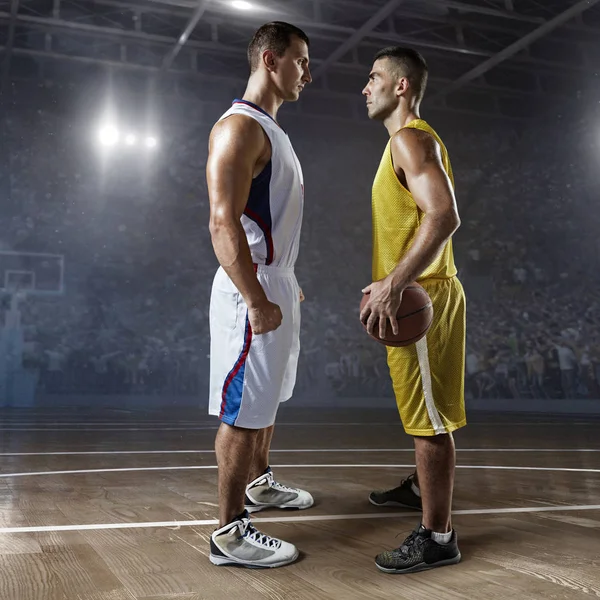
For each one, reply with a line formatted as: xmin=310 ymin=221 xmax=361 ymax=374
xmin=273 ymin=36 xmax=312 ymax=102
xmin=362 ymin=59 xmax=398 ymax=121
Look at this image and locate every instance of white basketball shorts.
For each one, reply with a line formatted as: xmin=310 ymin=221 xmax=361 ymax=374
xmin=208 ymin=264 xmax=301 ymax=429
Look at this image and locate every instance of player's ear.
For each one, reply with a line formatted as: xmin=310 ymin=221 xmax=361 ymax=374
xmin=263 ymin=49 xmax=277 ymax=72
xmin=397 ymin=76 xmax=409 ymax=97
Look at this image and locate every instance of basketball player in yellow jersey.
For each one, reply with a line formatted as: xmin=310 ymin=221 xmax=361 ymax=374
xmin=360 ymin=46 xmax=466 ymax=574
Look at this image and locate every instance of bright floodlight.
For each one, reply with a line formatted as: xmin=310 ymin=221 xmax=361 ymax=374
xmin=125 ymin=134 xmax=137 ymax=146
xmin=98 ymin=125 xmax=119 ymax=146
xmin=145 ymin=136 xmax=158 ymax=149
xmin=232 ymin=0 xmax=252 ymax=9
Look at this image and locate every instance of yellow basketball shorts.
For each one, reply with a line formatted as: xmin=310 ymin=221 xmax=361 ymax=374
xmin=386 ymin=276 xmax=467 ymax=436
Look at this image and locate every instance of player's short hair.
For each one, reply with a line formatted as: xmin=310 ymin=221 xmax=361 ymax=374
xmin=248 ymin=22 xmax=310 ymax=74
xmin=374 ymin=46 xmax=428 ymax=103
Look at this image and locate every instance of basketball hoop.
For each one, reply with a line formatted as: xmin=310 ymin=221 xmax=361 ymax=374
xmin=0 ymin=251 xmax=64 ymax=297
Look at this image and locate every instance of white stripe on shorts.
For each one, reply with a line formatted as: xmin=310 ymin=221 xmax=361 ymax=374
xmin=416 ymin=336 xmax=447 ymax=435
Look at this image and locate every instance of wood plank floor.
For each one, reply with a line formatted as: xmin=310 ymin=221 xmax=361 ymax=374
xmin=1 ymin=407 xmax=600 ymax=599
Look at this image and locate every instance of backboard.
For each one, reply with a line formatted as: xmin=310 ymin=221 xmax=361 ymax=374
xmin=0 ymin=251 xmax=64 ymax=296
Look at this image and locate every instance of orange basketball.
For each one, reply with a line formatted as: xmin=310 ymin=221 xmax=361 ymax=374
xmin=360 ymin=283 xmax=433 ymax=347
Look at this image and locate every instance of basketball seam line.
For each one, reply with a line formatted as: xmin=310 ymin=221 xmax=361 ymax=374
xmin=397 ymin=301 xmax=433 ymax=320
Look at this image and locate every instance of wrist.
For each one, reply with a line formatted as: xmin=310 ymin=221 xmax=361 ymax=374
xmin=246 ymin=290 xmax=268 ymax=310
xmin=388 ymin=271 xmax=410 ymax=291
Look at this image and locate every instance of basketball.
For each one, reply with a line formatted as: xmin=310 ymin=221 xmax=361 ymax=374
xmin=360 ymin=283 xmax=433 ymax=347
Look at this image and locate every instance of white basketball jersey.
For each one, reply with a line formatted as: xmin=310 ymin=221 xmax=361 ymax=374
xmin=217 ymin=99 xmax=304 ymax=269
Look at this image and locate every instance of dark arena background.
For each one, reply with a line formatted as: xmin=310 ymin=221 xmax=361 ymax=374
xmin=1 ymin=0 xmax=600 ymax=598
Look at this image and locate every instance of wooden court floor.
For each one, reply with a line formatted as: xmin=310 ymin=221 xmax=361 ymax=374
xmin=1 ymin=406 xmax=599 ymax=600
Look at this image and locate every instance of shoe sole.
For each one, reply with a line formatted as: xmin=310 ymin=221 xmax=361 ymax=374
xmin=209 ymin=549 xmax=299 ymax=569
xmin=375 ymin=553 xmax=461 ymax=574
xmin=368 ymin=497 xmax=422 ymax=510
xmin=245 ymin=501 xmax=315 ymax=514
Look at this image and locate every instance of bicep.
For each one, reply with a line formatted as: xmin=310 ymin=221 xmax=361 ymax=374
xmin=406 ymin=161 xmax=456 ymax=215
xmin=207 ymin=119 xmax=263 ymax=223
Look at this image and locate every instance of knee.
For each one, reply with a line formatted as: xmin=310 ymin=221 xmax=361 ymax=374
xmin=413 ymin=432 xmax=453 ymax=446
xmin=216 ymin=422 xmax=262 ymax=441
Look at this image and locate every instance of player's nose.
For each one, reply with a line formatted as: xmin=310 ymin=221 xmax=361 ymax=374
xmin=303 ymin=66 xmax=312 ymax=84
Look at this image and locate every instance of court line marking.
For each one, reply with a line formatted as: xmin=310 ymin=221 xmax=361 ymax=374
xmin=2 ymin=463 xmax=600 ymax=478
xmin=2 ymin=448 xmax=600 ymax=457
xmin=0 ymin=421 xmax=597 ymax=432
xmin=0 ymin=427 xmax=220 ymax=432
xmin=0 ymin=422 xmax=210 ymax=426
xmin=2 ymin=504 xmax=600 ymax=534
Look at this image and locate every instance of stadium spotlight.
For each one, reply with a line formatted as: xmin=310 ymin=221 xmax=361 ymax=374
xmin=232 ymin=0 xmax=252 ymax=9
xmin=145 ymin=136 xmax=158 ymax=149
xmin=98 ymin=125 xmax=119 ymax=146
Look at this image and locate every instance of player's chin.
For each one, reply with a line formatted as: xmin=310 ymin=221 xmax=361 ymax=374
xmin=285 ymin=89 xmax=301 ymax=102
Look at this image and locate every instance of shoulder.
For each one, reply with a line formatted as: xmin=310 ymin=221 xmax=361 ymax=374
xmin=390 ymin=127 xmax=442 ymax=167
xmin=209 ymin=113 xmax=266 ymax=150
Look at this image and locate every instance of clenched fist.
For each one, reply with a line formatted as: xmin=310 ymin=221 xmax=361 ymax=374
xmin=248 ymin=299 xmax=283 ymax=334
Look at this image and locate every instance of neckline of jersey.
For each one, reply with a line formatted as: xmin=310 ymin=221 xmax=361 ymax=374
xmin=402 ymin=118 xmax=427 ymax=129
xmin=232 ymin=99 xmax=285 ymax=132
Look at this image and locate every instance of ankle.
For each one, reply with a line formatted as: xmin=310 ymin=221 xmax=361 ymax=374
xmin=248 ymin=465 xmax=270 ymax=484
xmin=423 ymin=521 xmax=451 ymax=534
xmin=220 ymin=508 xmax=247 ymax=529
xmin=430 ymin=529 xmax=453 ymax=544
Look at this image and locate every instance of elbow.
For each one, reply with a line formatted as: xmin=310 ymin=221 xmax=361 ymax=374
xmin=445 ymin=206 xmax=461 ymax=235
xmin=451 ymin=212 xmax=461 ymax=234
xmin=438 ymin=210 xmax=460 ymax=238
xmin=209 ymin=213 xmax=235 ymax=239
xmin=208 ymin=218 xmax=222 ymax=239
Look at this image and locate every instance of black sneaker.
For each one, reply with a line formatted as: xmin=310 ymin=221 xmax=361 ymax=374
xmin=375 ymin=524 xmax=461 ymax=574
xmin=369 ymin=473 xmax=422 ymax=510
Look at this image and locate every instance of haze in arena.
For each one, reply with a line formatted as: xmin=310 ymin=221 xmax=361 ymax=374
xmin=1 ymin=0 xmax=600 ymax=597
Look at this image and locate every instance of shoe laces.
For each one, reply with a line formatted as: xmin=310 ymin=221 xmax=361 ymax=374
xmin=262 ymin=471 xmax=298 ymax=494
xmin=271 ymin=480 xmax=299 ymax=493
xmin=394 ymin=529 xmax=423 ymax=557
xmin=238 ymin=519 xmax=281 ymax=550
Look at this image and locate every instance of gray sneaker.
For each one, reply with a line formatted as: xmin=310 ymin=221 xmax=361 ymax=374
xmin=245 ymin=467 xmax=314 ymax=513
xmin=375 ymin=523 xmax=461 ymax=574
xmin=369 ymin=473 xmax=422 ymax=510
xmin=209 ymin=511 xmax=299 ymax=569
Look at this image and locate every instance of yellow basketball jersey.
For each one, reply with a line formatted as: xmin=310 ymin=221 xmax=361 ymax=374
xmin=372 ymin=119 xmax=457 ymax=282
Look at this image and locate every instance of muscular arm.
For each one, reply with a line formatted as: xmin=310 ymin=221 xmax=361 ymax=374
xmin=387 ymin=128 xmax=461 ymax=289
xmin=207 ymin=115 xmax=269 ymax=309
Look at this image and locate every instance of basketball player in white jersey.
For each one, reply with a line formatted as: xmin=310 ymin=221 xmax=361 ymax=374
xmin=206 ymin=22 xmax=313 ymax=569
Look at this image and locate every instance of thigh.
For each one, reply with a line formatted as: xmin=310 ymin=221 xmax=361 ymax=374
xmin=388 ymin=278 xmax=467 ymax=436
xmin=233 ymin=272 xmax=298 ymax=428
xmin=209 ymin=269 xmax=248 ymax=420
xmin=430 ymin=278 xmax=467 ymax=430
xmin=280 ymin=280 xmax=301 ymax=402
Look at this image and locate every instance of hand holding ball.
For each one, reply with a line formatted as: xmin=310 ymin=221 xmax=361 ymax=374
xmin=360 ymin=282 xmax=433 ymax=347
